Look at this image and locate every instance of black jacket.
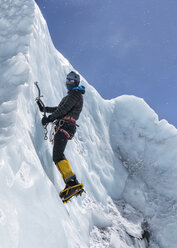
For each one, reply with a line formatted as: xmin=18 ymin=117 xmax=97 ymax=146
xmin=46 ymin=88 xmax=85 ymax=139
xmin=46 ymin=88 xmax=85 ymax=121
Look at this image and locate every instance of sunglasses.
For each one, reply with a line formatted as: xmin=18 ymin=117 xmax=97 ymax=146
xmin=66 ymin=78 xmax=75 ymax=84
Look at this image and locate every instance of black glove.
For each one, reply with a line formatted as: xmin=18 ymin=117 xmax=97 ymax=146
xmin=36 ymin=100 xmax=44 ymax=112
xmin=41 ymin=115 xmax=51 ymax=126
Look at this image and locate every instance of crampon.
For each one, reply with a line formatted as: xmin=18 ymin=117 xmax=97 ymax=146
xmin=59 ymin=183 xmax=85 ymax=204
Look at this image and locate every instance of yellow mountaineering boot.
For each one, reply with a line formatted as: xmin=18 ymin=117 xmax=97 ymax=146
xmin=56 ymin=160 xmax=84 ymax=203
xmin=56 ymin=159 xmax=75 ymax=183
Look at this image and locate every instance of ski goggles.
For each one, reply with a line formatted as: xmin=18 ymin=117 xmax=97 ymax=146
xmin=66 ymin=78 xmax=75 ymax=84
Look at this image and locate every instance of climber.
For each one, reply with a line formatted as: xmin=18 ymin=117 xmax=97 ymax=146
xmin=36 ymin=71 xmax=85 ymax=198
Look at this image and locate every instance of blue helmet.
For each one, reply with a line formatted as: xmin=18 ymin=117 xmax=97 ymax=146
xmin=66 ymin=71 xmax=80 ymax=90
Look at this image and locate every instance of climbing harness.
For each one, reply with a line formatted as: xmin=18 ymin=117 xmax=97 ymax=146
xmin=49 ymin=119 xmax=69 ymax=143
xmin=49 ymin=116 xmax=79 ymax=143
xmin=34 ymin=81 xmax=48 ymax=140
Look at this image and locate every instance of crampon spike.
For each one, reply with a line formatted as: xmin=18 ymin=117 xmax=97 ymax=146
xmin=60 ymin=184 xmax=85 ymax=204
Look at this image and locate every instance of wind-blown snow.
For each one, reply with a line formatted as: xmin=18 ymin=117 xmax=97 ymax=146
xmin=0 ymin=0 xmax=177 ymax=247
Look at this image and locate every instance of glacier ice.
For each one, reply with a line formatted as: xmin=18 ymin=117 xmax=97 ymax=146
xmin=0 ymin=0 xmax=177 ymax=247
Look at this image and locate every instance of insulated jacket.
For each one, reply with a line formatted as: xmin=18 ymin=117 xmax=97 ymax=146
xmin=46 ymin=88 xmax=85 ymax=121
xmin=46 ymin=87 xmax=85 ymax=139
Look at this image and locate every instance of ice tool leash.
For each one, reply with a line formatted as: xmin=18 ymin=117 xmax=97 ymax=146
xmin=34 ymin=81 xmax=48 ymax=140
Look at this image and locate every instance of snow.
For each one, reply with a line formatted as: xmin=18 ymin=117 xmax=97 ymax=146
xmin=0 ymin=0 xmax=177 ymax=247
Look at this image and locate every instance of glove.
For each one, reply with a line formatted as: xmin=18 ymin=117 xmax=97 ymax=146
xmin=36 ymin=100 xmax=44 ymax=112
xmin=41 ymin=115 xmax=51 ymax=126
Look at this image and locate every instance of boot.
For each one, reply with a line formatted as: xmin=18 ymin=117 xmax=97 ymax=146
xmin=60 ymin=175 xmax=84 ymax=202
xmin=56 ymin=159 xmax=75 ymax=182
xmin=65 ymin=175 xmax=80 ymax=188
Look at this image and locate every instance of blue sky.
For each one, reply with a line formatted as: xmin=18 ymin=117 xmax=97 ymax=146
xmin=35 ymin=0 xmax=177 ymax=127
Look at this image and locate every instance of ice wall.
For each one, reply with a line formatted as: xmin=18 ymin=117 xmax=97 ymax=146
xmin=1 ymin=0 xmax=177 ymax=247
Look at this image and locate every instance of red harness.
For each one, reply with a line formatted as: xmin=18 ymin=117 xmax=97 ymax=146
xmin=62 ymin=115 xmax=76 ymax=124
xmin=59 ymin=129 xmax=70 ymax=139
xmin=50 ymin=116 xmax=77 ymax=142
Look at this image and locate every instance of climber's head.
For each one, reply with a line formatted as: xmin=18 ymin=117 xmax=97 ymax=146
xmin=66 ymin=71 xmax=80 ymax=91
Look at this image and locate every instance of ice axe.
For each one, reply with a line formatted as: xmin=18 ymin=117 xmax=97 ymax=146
xmin=34 ymin=81 xmax=48 ymax=140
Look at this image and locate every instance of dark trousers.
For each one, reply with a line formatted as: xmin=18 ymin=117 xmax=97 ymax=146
xmin=53 ymin=131 xmax=68 ymax=164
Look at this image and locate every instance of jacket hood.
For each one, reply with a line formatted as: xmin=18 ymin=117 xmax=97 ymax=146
xmin=72 ymin=85 xmax=85 ymax=94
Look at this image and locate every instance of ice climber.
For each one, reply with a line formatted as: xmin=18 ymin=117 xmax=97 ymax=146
xmin=36 ymin=71 xmax=85 ymax=201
